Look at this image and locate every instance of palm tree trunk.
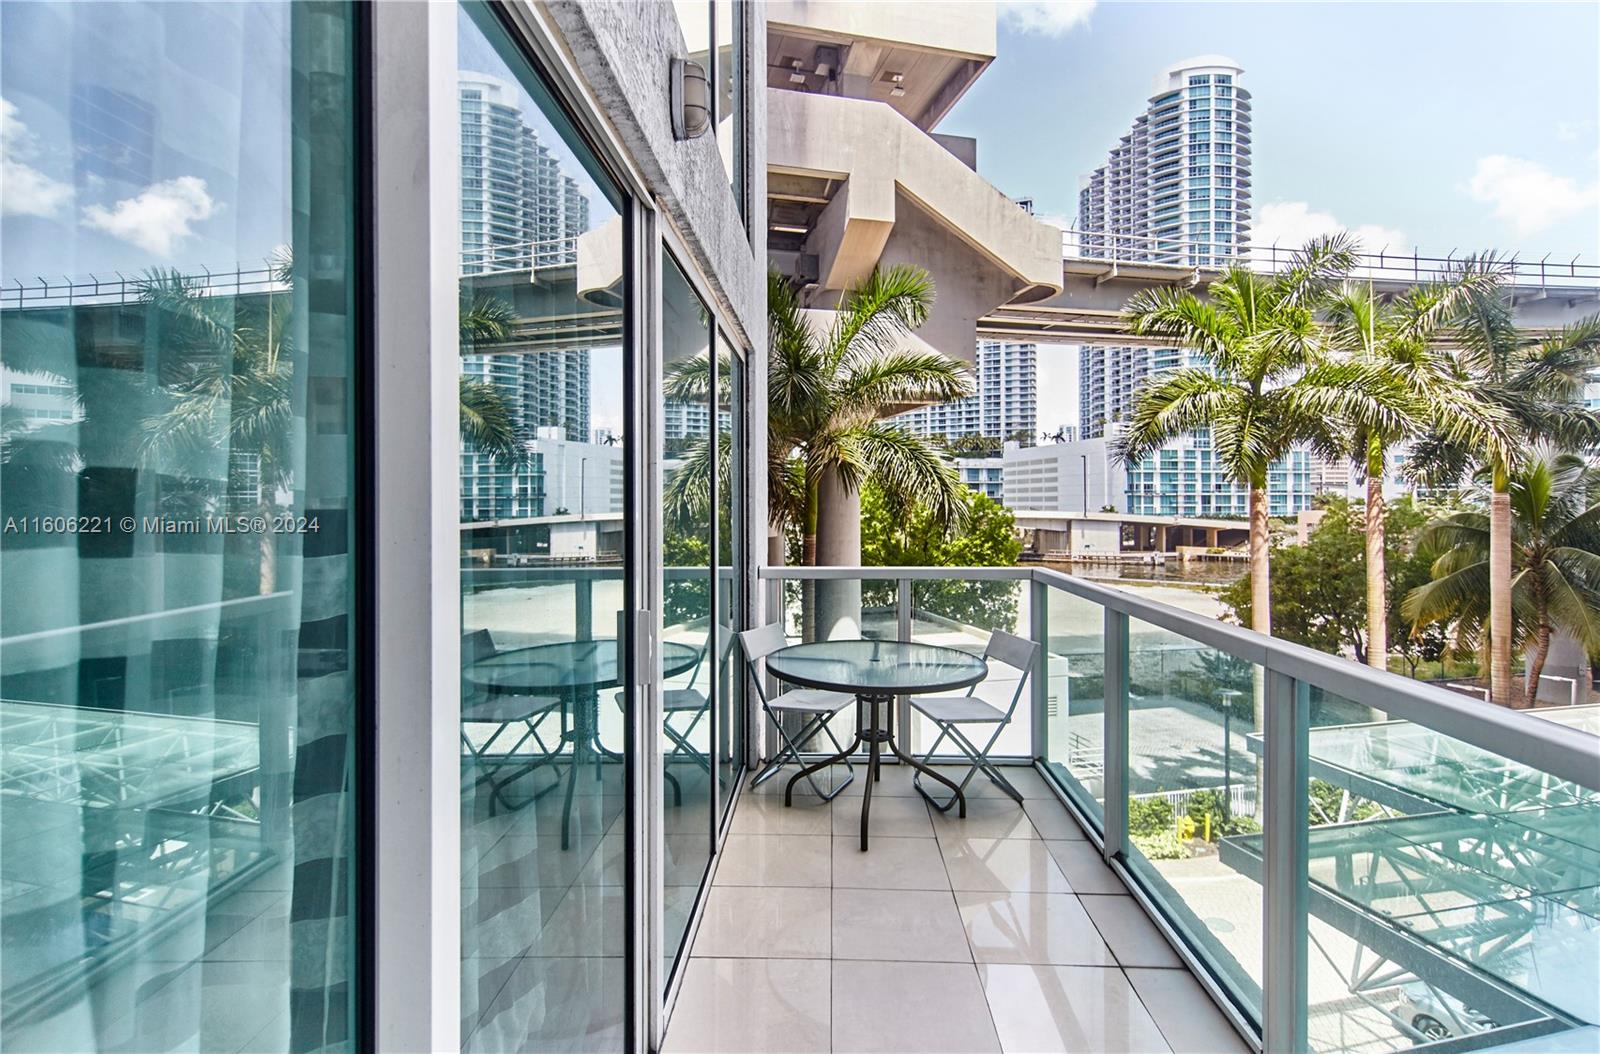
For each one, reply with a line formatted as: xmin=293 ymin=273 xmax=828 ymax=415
xmin=1364 ymin=460 xmax=1387 ymax=670
xmin=1248 ymin=481 xmax=1270 ymax=822
xmin=1524 ymin=619 xmax=1551 ymax=709
xmin=1489 ymin=476 xmax=1515 ymax=707
xmin=1248 ymin=484 xmax=1271 ymax=635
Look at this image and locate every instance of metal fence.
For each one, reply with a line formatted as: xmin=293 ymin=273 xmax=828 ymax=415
xmin=759 ymin=564 xmax=1600 ymax=1053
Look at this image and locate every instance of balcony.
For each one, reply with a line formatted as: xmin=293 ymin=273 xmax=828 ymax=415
xmin=659 ymin=567 xmax=1600 ymax=1054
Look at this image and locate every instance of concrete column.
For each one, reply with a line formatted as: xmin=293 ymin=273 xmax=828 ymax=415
xmin=814 ymin=467 xmax=862 ymax=640
xmin=1206 ymin=527 xmax=1219 ymax=548
xmin=1156 ymin=525 xmax=1168 ymax=552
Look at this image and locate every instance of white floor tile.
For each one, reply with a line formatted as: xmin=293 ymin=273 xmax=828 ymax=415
xmin=929 ymin=797 xmax=1041 ymax=841
xmin=1044 ymin=839 xmax=1127 ymax=894
xmin=1125 ymin=967 xmax=1251 ymax=1053
xmin=731 ymin=795 xmax=834 ymax=836
xmin=692 ymin=886 xmax=831 ymax=959
xmin=956 ymin=891 xmax=1116 ymax=967
xmin=664 ymin=957 xmax=830 ymax=1054
xmin=715 ymin=834 xmax=831 ymax=887
xmin=940 ymin=837 xmax=1073 ymax=894
xmin=832 ymin=960 xmax=1001 ymax=1053
xmin=833 ymin=793 xmax=934 ymax=838
xmin=833 ymin=835 xmax=951 ymax=891
xmin=1078 ymin=895 xmax=1183 ymax=968
xmin=832 ymin=888 xmax=971 ymax=963
xmin=1022 ymin=798 xmax=1090 ymax=840
xmin=979 ymin=963 xmax=1172 ymax=1054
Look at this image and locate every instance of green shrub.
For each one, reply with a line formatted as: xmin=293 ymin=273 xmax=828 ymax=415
xmin=1128 ymin=795 xmax=1175 ymax=839
xmin=1132 ymin=832 xmax=1189 ymax=860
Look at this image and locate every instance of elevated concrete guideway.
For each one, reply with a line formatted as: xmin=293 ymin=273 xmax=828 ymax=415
xmin=979 ymin=235 xmax=1600 ymax=346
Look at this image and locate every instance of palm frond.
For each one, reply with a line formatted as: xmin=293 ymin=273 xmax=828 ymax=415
xmin=833 ymin=350 xmax=974 ymax=423
xmin=1275 ymin=232 xmax=1358 ymax=311
xmin=460 ymin=293 xmax=517 ymax=350
xmin=848 ymin=423 xmax=968 ymax=531
xmin=458 ymin=376 xmax=522 ymax=464
xmin=1114 ymin=370 xmax=1243 ymax=466
xmin=1125 ymin=285 xmax=1235 ymax=360
xmin=824 ymin=265 xmax=934 ymax=369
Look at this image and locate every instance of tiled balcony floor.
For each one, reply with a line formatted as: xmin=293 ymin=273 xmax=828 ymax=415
xmin=663 ymin=764 xmax=1249 ymax=1054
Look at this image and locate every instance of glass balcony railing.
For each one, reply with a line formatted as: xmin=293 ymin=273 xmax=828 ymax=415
xmin=759 ymin=565 xmax=1600 ymax=1053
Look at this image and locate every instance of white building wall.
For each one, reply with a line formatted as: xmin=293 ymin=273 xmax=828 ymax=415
xmin=1003 ymin=439 xmax=1124 ymax=512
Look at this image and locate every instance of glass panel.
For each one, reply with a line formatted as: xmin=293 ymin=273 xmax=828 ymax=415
xmin=1123 ymin=617 xmax=1263 ymax=1026
xmin=1282 ymin=691 xmax=1599 ymax=1052
xmin=456 ymin=4 xmax=628 ymax=1049
xmin=715 ymin=334 xmax=743 ymax=821
xmin=907 ymin=579 xmax=1032 ymax=759
xmin=1043 ymin=585 xmax=1106 ymax=826
xmin=660 ymin=250 xmax=713 ymax=983
xmin=0 ymin=3 xmax=360 ymax=1050
xmin=714 ymin=0 xmax=743 ymax=214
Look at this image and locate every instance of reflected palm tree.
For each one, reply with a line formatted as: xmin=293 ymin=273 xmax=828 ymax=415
xmin=138 ymin=267 xmax=524 ymax=590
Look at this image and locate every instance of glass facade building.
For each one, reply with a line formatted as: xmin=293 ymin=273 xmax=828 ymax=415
xmin=895 ymin=340 xmax=1038 ymax=443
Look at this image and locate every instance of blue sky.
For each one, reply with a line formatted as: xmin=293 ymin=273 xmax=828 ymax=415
xmin=945 ymin=1 xmax=1600 ymax=259
xmin=940 ymin=0 xmax=1600 ymax=431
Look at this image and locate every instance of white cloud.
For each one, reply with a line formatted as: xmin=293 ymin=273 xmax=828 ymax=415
xmin=999 ymin=1 xmax=1095 ymax=36
xmin=1464 ymin=155 xmax=1599 ymax=237
xmin=81 ymin=176 xmax=216 ymax=256
xmin=1 ymin=97 xmax=72 ymax=218
xmin=1251 ymin=201 xmax=1408 ymax=259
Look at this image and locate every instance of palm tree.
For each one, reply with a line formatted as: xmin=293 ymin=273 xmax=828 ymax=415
xmin=1406 ymin=269 xmax=1600 ymax=705
xmin=140 ymin=273 xmax=523 ymax=590
xmin=1116 ymin=234 xmax=1409 ymax=636
xmin=1404 ymin=446 xmax=1600 ymax=707
xmin=1323 ymin=267 xmax=1512 ymax=668
xmin=669 ymin=267 xmax=972 ymax=563
xmin=458 ymin=291 xmax=524 ymax=463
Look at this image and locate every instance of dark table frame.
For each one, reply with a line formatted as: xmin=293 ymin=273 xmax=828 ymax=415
xmin=766 ymin=639 xmax=988 ymax=850
xmin=464 ymin=637 xmax=699 ymax=848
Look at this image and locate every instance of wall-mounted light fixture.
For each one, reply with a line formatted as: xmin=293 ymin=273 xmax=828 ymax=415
xmin=888 ymin=72 xmax=906 ymax=98
xmin=788 ymin=59 xmax=806 ymax=85
xmin=671 ymin=56 xmax=710 ymax=140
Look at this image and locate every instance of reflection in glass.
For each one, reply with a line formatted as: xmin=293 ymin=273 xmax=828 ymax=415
xmin=0 ymin=3 xmax=359 ymax=1050
xmin=1122 ymin=617 xmax=1263 ymax=1024
xmin=1043 ymin=586 xmax=1105 ymax=826
xmin=1289 ymin=694 xmax=1597 ymax=1052
xmin=660 ymin=251 xmax=714 ymax=983
xmin=715 ymin=334 xmax=744 ymax=820
xmin=455 ymin=4 xmax=628 ymax=1050
xmin=714 ymin=1 xmax=744 ymax=210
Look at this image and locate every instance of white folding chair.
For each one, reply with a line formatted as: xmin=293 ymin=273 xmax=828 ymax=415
xmin=910 ymin=629 xmax=1039 ymax=811
xmin=740 ymin=623 xmax=857 ymax=802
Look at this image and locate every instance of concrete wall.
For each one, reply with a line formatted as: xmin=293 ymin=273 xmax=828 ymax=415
xmin=766 ymin=1 xmax=997 ymax=63
xmin=543 ymin=0 xmax=765 ymax=352
xmin=1070 ymin=520 xmax=1122 ymax=555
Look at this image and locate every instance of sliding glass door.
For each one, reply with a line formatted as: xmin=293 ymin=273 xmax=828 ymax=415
xmin=0 ymin=3 xmax=362 ymax=1050
xmin=455 ymin=4 xmax=629 ymax=1049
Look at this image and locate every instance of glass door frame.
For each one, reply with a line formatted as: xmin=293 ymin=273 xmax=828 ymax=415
xmin=369 ymin=3 xmax=755 ymax=1051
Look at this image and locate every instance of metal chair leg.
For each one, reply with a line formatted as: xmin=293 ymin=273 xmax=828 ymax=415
xmin=749 ymin=710 xmax=856 ymax=801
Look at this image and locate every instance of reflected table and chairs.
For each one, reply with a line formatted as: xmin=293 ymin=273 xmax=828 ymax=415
xmin=462 ymin=635 xmax=700 ymax=848
xmin=764 ymin=638 xmax=990 ymax=850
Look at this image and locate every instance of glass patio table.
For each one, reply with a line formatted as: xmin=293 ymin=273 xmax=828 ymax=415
xmin=766 ymin=639 xmax=989 ymax=849
xmin=465 ymin=637 xmax=700 ymax=848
